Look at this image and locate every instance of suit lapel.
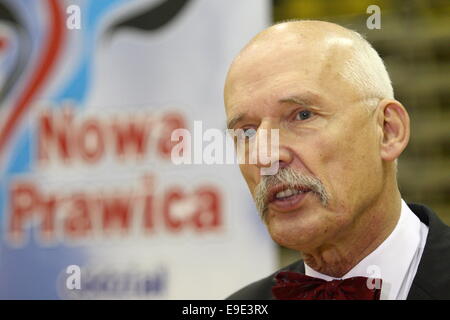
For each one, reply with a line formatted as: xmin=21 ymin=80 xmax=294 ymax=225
xmin=406 ymin=203 xmax=450 ymax=300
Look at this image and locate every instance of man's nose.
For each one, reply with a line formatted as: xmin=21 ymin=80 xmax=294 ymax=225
xmin=253 ymin=120 xmax=293 ymax=173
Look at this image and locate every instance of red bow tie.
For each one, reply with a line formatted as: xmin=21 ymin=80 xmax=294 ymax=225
xmin=272 ymin=271 xmax=382 ymax=300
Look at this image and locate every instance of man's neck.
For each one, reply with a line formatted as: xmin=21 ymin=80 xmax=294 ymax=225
xmin=302 ymin=187 xmax=402 ymax=278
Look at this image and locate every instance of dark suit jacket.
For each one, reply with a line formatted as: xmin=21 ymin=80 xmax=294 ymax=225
xmin=227 ymin=203 xmax=450 ymax=300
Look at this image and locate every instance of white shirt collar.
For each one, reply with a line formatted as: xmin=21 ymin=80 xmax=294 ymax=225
xmin=304 ymin=199 xmax=425 ymax=299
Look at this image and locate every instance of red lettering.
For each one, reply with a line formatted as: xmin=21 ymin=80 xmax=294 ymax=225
xmin=192 ymin=186 xmax=222 ymax=231
xmin=64 ymin=194 xmax=93 ymax=239
xmin=163 ymin=188 xmax=184 ymax=231
xmin=38 ymin=108 xmax=73 ymax=163
xmin=102 ymin=194 xmax=133 ymax=233
xmin=9 ymin=182 xmax=39 ymax=243
xmin=37 ymin=108 xmax=186 ymax=165
xmin=39 ymin=194 xmax=58 ymax=241
xmin=78 ymin=119 xmax=104 ymax=163
xmin=158 ymin=113 xmax=185 ymax=159
xmin=142 ymin=176 xmax=155 ymax=232
xmin=112 ymin=116 xmax=150 ymax=159
xmin=7 ymin=174 xmax=223 ymax=246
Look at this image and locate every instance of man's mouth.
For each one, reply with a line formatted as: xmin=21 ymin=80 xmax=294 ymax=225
xmin=253 ymin=169 xmax=330 ymax=218
xmin=267 ymin=185 xmax=311 ymax=212
xmin=268 ymin=185 xmax=311 ymax=202
xmin=274 ymin=187 xmax=305 ymax=199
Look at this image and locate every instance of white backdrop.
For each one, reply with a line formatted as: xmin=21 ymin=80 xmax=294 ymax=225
xmin=0 ymin=0 xmax=276 ymax=299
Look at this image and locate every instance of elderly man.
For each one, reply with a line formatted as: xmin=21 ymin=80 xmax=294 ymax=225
xmin=224 ymin=20 xmax=450 ymax=300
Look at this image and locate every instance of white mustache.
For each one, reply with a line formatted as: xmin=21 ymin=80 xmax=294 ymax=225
xmin=254 ymin=167 xmax=329 ymax=221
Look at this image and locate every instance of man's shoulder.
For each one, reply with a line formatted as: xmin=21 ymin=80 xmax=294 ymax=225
xmin=226 ymin=260 xmax=304 ymax=300
xmin=408 ymin=202 xmax=450 ymax=247
xmin=407 ymin=202 xmax=450 ymax=299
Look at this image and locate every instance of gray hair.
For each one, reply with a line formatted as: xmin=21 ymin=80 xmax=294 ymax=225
xmin=341 ymin=29 xmax=394 ymax=110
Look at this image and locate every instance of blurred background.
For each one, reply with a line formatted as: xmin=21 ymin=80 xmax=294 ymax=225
xmin=0 ymin=0 xmax=275 ymax=299
xmin=0 ymin=0 xmax=448 ymax=299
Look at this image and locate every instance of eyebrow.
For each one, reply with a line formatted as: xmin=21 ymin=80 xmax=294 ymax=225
xmin=278 ymin=94 xmax=318 ymax=106
xmin=226 ymin=94 xmax=320 ymax=129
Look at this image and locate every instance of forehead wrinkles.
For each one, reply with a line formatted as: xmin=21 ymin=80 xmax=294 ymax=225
xmin=225 ymin=32 xmax=359 ymax=114
xmin=227 ymin=35 xmax=342 ymax=92
xmin=225 ymin=69 xmax=284 ymax=118
xmin=226 ymin=48 xmax=317 ymax=106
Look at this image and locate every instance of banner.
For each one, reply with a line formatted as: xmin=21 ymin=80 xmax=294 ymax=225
xmin=0 ymin=0 xmax=275 ymax=299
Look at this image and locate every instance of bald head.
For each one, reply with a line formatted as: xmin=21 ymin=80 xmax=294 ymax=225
xmin=225 ymin=20 xmax=393 ymax=112
xmin=243 ymin=20 xmax=358 ymax=50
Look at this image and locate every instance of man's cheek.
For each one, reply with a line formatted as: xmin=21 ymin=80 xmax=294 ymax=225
xmin=308 ymin=133 xmax=340 ymax=165
xmin=310 ymin=134 xmax=354 ymax=198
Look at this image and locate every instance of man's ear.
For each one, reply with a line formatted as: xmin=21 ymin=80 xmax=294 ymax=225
xmin=376 ymin=99 xmax=410 ymax=161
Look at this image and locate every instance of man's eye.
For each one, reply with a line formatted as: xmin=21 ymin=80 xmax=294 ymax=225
xmin=295 ymin=110 xmax=312 ymax=121
xmin=243 ymin=127 xmax=257 ymax=138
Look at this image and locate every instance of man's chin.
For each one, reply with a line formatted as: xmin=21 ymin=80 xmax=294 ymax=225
xmin=268 ymin=225 xmax=320 ymax=253
xmin=265 ymin=205 xmax=325 ymax=250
